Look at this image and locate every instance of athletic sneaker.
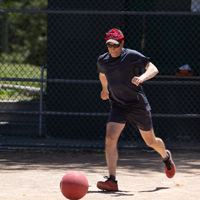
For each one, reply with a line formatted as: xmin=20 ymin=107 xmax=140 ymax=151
xmin=97 ymin=177 xmax=118 ymax=191
xmin=163 ymin=150 xmax=176 ymax=178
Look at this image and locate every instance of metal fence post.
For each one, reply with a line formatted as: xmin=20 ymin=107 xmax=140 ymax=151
xmin=39 ymin=64 xmax=47 ymax=137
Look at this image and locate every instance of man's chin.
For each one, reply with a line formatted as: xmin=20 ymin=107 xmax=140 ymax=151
xmin=110 ymin=53 xmax=119 ymax=58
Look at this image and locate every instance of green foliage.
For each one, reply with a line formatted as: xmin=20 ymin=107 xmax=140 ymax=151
xmin=0 ymin=88 xmax=40 ymax=101
xmin=2 ymin=0 xmax=47 ymax=66
xmin=0 ymin=88 xmax=20 ymax=99
xmin=0 ymin=52 xmax=26 ymax=64
xmin=1 ymin=1 xmax=47 ymax=101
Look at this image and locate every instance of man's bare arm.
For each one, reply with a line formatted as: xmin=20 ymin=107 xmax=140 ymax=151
xmin=132 ymin=62 xmax=158 ymax=86
xmin=99 ymin=73 xmax=109 ymax=100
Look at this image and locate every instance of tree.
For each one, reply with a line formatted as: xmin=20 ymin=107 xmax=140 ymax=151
xmin=2 ymin=0 xmax=47 ymax=66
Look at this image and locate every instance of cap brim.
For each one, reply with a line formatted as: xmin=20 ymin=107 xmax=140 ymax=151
xmin=106 ymin=39 xmax=120 ymax=45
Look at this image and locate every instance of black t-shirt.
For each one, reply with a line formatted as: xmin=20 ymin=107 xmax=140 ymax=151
xmin=97 ymin=48 xmax=151 ymax=108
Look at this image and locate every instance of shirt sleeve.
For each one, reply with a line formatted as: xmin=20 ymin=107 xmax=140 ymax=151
xmin=97 ymin=58 xmax=105 ymax=74
xmin=129 ymin=50 xmax=150 ymax=69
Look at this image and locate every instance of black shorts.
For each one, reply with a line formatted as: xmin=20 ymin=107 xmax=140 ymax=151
xmin=107 ymin=102 xmax=153 ymax=131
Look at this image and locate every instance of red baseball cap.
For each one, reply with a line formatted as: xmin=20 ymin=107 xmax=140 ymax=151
xmin=105 ymin=28 xmax=124 ymax=45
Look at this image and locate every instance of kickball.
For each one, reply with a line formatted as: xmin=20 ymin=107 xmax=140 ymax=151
xmin=60 ymin=171 xmax=89 ymax=200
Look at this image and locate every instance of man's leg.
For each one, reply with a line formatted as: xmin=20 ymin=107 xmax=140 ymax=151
xmin=139 ymin=128 xmax=167 ymax=158
xmin=140 ymin=128 xmax=176 ymax=178
xmin=97 ymin=122 xmax=125 ymax=191
xmin=105 ymin=122 xmax=125 ymax=176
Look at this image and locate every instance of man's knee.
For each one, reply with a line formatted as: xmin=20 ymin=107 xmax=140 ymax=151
xmin=105 ymin=134 xmax=118 ymax=146
xmin=140 ymin=129 xmax=158 ymax=148
xmin=105 ymin=122 xmax=125 ymax=146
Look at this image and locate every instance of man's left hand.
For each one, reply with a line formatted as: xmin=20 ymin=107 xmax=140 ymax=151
xmin=131 ymin=77 xmax=144 ymax=86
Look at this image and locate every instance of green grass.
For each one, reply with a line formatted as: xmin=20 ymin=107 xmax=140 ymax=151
xmin=0 ymin=55 xmax=47 ymax=101
xmin=0 ymin=62 xmax=47 ymax=88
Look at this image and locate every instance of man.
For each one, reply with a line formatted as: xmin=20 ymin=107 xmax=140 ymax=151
xmin=96 ymin=28 xmax=176 ymax=191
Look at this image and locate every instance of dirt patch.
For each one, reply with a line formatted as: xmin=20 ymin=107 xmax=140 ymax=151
xmin=0 ymin=149 xmax=200 ymax=200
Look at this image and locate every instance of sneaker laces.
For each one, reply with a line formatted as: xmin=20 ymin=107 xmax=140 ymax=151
xmin=103 ymin=176 xmax=117 ymax=183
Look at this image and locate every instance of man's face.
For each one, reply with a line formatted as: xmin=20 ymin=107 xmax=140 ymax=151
xmin=107 ymin=41 xmax=124 ymax=58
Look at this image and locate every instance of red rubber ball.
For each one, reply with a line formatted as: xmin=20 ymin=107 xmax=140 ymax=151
xmin=60 ymin=171 xmax=89 ymax=200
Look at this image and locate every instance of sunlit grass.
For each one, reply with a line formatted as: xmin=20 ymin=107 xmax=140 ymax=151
xmin=0 ymin=62 xmax=47 ymax=88
xmin=0 ymin=61 xmax=46 ymax=101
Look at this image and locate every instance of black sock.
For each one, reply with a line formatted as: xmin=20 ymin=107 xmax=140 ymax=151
xmin=163 ymin=151 xmax=170 ymax=161
xmin=109 ymin=175 xmax=116 ymax=181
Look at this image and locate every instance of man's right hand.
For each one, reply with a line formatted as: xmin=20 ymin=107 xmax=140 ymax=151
xmin=101 ymin=90 xmax=109 ymax=100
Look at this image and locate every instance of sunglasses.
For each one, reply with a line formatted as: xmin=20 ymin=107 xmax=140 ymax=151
xmin=106 ymin=43 xmax=121 ymax=48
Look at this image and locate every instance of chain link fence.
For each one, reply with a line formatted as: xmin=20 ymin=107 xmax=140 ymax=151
xmin=0 ymin=0 xmax=200 ymax=150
